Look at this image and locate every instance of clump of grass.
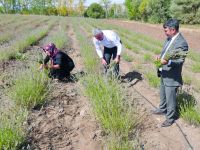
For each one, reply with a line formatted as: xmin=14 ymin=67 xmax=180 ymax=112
xmin=193 ymin=80 xmax=200 ymax=91
xmin=0 ymin=107 xmax=28 ymax=149
xmin=153 ymin=49 xmax=161 ymax=54
xmin=183 ymin=74 xmax=192 ymax=85
xmin=82 ymin=74 xmax=134 ymax=136
xmin=8 ymin=65 xmax=50 ymax=109
xmin=49 ymin=33 xmax=68 ymax=49
xmin=71 ymin=18 xmax=136 ymax=149
xmin=122 ymin=53 xmax=133 ymax=62
xmin=188 ymin=51 xmax=200 ymax=62
xmin=177 ymin=91 xmax=200 ymax=126
xmin=143 ymin=53 xmax=152 ymax=62
xmin=191 ymin=62 xmax=200 ymax=73
xmin=0 ymin=50 xmax=16 ymax=60
xmin=107 ymin=136 xmax=135 ymax=150
xmin=145 ymin=72 xmax=160 ymax=87
xmin=122 ymin=39 xmax=140 ymax=54
xmin=0 ymin=34 xmax=11 ymax=44
xmin=14 ymin=52 xmax=27 ymax=60
xmin=180 ymin=107 xmax=200 ymax=126
xmin=44 ymin=20 xmax=68 ymax=49
xmin=0 ymin=20 xmax=55 ymax=61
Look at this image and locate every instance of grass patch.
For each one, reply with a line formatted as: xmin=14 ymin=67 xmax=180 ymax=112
xmin=122 ymin=53 xmax=133 ymax=62
xmin=0 ymin=20 xmax=55 ymax=61
xmin=188 ymin=50 xmax=200 ymax=62
xmin=8 ymin=65 xmax=50 ymax=109
xmin=0 ymin=107 xmax=28 ymax=149
xmin=183 ymin=74 xmax=192 ymax=85
xmin=108 ymin=137 xmax=135 ymax=150
xmin=193 ymin=79 xmax=200 ymax=92
xmin=145 ymin=72 xmax=160 ymax=87
xmin=81 ymin=74 xmax=136 ymax=149
xmin=191 ymin=62 xmax=200 ymax=73
xmin=71 ymin=17 xmax=137 ymax=149
xmin=44 ymin=19 xmax=68 ymax=49
xmin=0 ymin=34 xmax=11 ymax=44
xmin=143 ymin=53 xmax=152 ymax=62
xmin=177 ymin=91 xmax=200 ymax=126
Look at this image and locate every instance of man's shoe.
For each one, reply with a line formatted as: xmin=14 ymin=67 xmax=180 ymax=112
xmin=161 ymin=120 xmax=174 ymax=127
xmin=151 ymin=109 xmax=166 ymax=115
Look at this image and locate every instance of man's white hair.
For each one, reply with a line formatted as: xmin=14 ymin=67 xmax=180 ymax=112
xmin=92 ymin=28 xmax=103 ymax=36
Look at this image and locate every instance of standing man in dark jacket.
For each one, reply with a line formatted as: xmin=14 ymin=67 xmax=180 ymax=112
xmin=40 ymin=43 xmax=75 ymax=81
xmin=152 ymin=19 xmax=188 ymax=127
xmin=92 ymin=28 xmax=122 ymax=77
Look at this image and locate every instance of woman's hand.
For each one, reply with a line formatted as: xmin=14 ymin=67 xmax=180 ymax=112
xmin=38 ymin=64 xmax=48 ymax=70
xmin=50 ymin=64 xmax=60 ymax=69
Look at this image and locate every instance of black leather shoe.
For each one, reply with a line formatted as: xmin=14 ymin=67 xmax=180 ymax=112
xmin=151 ymin=109 xmax=166 ymax=115
xmin=161 ymin=120 xmax=174 ymax=127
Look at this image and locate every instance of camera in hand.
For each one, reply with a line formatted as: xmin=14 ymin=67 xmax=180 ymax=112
xmin=157 ymin=69 xmax=161 ymax=77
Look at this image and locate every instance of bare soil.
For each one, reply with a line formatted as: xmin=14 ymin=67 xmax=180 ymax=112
xmin=1 ymin=18 xmax=200 ymax=150
xmin=105 ymin=20 xmax=200 ymax=52
xmin=102 ymin=19 xmax=200 ymax=149
xmin=26 ymin=23 xmax=104 ymax=150
xmin=120 ymin=48 xmax=200 ymax=150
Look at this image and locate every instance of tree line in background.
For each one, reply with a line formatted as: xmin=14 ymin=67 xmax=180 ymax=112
xmin=0 ymin=0 xmax=86 ymax=16
xmin=0 ymin=0 xmax=200 ymax=24
xmin=125 ymin=0 xmax=200 ymax=24
xmin=0 ymin=0 xmax=126 ymax=18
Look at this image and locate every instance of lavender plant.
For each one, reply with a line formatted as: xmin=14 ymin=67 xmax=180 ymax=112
xmin=154 ymin=49 xmax=188 ymax=68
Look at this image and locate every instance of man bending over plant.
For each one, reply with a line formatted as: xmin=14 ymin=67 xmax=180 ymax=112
xmin=92 ymin=28 xmax=122 ymax=78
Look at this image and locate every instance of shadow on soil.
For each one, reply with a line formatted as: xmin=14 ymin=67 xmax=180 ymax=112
xmin=120 ymin=71 xmax=143 ymax=86
xmin=61 ymin=71 xmax=85 ymax=83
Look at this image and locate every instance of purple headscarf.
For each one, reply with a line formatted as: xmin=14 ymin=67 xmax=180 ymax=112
xmin=42 ymin=43 xmax=58 ymax=58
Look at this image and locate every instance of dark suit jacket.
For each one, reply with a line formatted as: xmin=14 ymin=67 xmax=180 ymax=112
xmin=161 ymin=33 xmax=188 ymax=87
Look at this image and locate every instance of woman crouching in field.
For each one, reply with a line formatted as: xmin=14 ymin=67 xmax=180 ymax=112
xmin=39 ymin=43 xmax=75 ymax=81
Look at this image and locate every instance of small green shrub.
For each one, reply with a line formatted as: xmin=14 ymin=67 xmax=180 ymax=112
xmin=183 ymin=74 xmax=192 ymax=85
xmin=9 ymin=66 xmax=50 ymax=109
xmin=145 ymin=72 xmax=160 ymax=87
xmin=15 ymin=52 xmax=27 ymax=60
xmin=177 ymin=91 xmax=200 ymax=126
xmin=143 ymin=53 xmax=152 ymax=62
xmin=122 ymin=53 xmax=133 ymax=62
xmin=85 ymin=3 xmax=105 ymax=18
xmin=0 ymin=108 xmax=27 ymax=150
xmin=188 ymin=51 xmax=200 ymax=62
xmin=191 ymin=62 xmax=200 ymax=73
xmin=82 ymin=74 xmax=134 ymax=135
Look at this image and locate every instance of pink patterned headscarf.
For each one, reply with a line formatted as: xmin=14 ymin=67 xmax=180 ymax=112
xmin=42 ymin=43 xmax=58 ymax=58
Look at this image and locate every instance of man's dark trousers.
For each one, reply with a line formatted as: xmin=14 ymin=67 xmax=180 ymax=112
xmin=159 ymin=78 xmax=178 ymax=123
xmin=103 ymin=46 xmax=119 ymax=77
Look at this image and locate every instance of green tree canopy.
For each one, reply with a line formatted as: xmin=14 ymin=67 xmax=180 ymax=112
xmin=125 ymin=0 xmax=141 ymax=20
xmin=138 ymin=0 xmax=149 ymax=21
xmin=100 ymin=0 xmax=111 ymax=18
xmin=147 ymin=0 xmax=171 ymax=23
xmin=108 ymin=3 xmax=126 ymax=18
xmin=85 ymin=3 xmax=105 ymax=18
xmin=170 ymin=0 xmax=200 ymax=24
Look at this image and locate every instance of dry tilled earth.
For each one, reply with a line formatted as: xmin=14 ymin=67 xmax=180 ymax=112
xmin=1 ymin=16 xmax=200 ymax=150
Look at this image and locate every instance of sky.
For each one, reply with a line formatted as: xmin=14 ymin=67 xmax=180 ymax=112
xmin=85 ymin=0 xmax=125 ymax=6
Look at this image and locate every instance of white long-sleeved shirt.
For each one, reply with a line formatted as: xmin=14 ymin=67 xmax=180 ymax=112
xmin=93 ymin=30 xmax=122 ymax=58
